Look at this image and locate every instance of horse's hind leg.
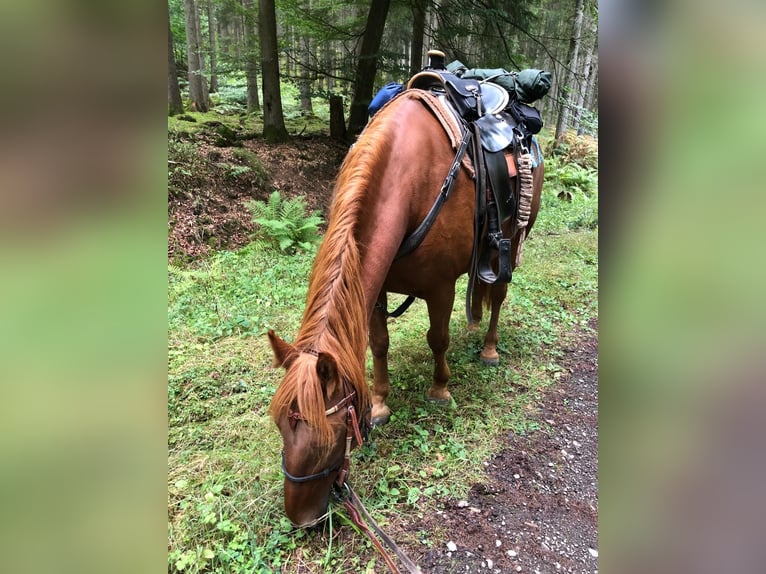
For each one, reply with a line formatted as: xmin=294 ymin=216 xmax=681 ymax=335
xmin=425 ymin=286 xmax=456 ymax=403
xmin=480 ymin=282 xmax=508 ymax=366
xmin=369 ymin=292 xmax=392 ymax=426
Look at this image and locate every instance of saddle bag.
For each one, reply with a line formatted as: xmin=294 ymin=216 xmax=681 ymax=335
xmin=442 ymin=74 xmax=481 ymax=122
xmin=369 ymin=82 xmax=403 ymax=117
xmin=507 ymin=99 xmax=543 ymax=135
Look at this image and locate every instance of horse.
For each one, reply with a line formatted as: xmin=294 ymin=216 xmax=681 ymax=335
xmin=267 ymin=90 xmax=544 ymax=527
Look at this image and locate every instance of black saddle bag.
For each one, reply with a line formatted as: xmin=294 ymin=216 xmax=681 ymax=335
xmin=508 ymin=99 xmax=543 ymax=135
xmin=442 ymin=73 xmax=482 ymax=122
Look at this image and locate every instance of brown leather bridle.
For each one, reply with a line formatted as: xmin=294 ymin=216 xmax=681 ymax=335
xmin=278 ymin=359 xmax=420 ymax=573
xmin=281 ymin=379 xmax=365 ymax=487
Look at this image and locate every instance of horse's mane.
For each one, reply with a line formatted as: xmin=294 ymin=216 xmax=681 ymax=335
xmin=269 ymin=100 xmax=402 ymax=448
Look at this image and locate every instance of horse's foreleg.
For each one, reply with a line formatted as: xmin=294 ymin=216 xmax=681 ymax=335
xmin=480 ymin=282 xmax=508 ymax=366
xmin=369 ymin=292 xmax=392 ymax=426
xmin=425 ymin=287 xmax=455 ymax=403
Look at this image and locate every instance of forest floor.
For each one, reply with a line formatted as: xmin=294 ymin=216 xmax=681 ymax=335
xmin=168 ymin=130 xmax=598 ymax=573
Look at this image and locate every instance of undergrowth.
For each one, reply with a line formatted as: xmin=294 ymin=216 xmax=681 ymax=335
xmin=246 ymin=191 xmax=323 ymax=254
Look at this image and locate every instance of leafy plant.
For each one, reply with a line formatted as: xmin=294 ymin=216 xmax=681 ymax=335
xmin=246 ymin=190 xmax=323 ymax=253
xmin=554 ymin=162 xmax=596 ymax=194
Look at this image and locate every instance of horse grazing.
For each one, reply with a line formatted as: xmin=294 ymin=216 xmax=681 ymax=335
xmin=268 ymin=91 xmax=544 ymax=527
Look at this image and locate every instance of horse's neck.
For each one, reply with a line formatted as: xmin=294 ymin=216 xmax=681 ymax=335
xmin=354 ymin=160 xmax=415 ymax=319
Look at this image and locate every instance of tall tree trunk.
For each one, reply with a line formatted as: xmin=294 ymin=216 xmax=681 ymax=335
xmin=578 ymin=54 xmax=598 ymax=136
xmin=168 ymin=4 xmax=184 ymax=116
xmin=410 ymin=0 xmax=427 ymax=76
xmin=554 ymin=0 xmax=585 ymax=143
xmin=329 ymin=95 xmax=347 ymax=142
xmin=300 ymin=38 xmax=314 ymax=114
xmin=184 ymin=0 xmax=209 ymax=112
xmin=206 ymin=0 xmax=219 ymax=93
xmin=194 ymin=2 xmax=207 ymax=76
xmin=323 ymin=40 xmax=334 ymax=91
xmin=242 ymin=0 xmax=260 ymax=112
xmin=347 ymin=0 xmax=392 ymax=138
xmin=259 ymin=0 xmax=289 ymax=142
xmin=573 ymin=30 xmax=596 ymax=134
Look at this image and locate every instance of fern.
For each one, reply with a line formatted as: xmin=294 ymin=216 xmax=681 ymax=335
xmin=246 ymin=191 xmax=323 ymax=253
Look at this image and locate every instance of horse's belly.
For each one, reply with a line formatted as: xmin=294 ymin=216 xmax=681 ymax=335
xmin=383 ymin=251 xmax=470 ymax=298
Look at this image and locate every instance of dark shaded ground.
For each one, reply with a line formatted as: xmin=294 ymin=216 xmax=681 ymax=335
xmin=413 ymin=322 xmax=598 ymax=574
xmin=168 ymin=133 xmax=346 ymax=261
xmin=168 ymin=135 xmax=598 ymax=573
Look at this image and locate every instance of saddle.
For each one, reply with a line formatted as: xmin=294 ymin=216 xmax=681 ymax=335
xmin=401 ymin=50 xmax=540 ymax=315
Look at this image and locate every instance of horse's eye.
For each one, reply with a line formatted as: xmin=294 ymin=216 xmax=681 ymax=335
xmin=287 ymin=410 xmax=301 ymax=431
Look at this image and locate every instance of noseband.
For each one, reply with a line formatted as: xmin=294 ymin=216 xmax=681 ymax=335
xmin=281 ymin=379 xmax=366 ymax=486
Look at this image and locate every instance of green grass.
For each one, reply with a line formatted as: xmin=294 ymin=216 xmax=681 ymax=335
xmin=167 ymin=135 xmax=597 ymax=573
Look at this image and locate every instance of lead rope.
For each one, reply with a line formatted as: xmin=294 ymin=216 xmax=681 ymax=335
xmin=514 ymin=138 xmax=534 ymax=267
xmin=341 ymin=483 xmax=423 ymax=574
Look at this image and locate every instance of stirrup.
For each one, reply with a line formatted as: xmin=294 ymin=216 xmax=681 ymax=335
xmin=477 ymin=236 xmax=512 ymax=284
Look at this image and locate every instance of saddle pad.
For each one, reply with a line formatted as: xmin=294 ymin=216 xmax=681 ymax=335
xmin=402 ymin=89 xmax=475 ymax=179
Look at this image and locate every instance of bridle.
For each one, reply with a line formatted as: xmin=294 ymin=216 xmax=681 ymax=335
xmin=281 ymin=378 xmax=366 ymax=487
xmin=278 ymin=355 xmax=421 ymax=574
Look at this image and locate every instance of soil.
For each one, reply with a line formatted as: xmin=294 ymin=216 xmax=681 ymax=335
xmin=412 ymin=323 xmax=598 ymax=574
xmin=168 ymin=132 xmax=347 ymax=261
xmin=168 ymin=135 xmax=598 ymax=573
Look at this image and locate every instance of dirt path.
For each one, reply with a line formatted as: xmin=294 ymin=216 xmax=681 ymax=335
xmin=412 ymin=321 xmax=598 ymax=573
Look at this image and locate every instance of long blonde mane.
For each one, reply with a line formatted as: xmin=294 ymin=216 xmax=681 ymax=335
xmin=268 ymin=100 xmax=402 ymax=446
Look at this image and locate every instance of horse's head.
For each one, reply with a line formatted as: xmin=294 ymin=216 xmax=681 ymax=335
xmin=267 ymin=330 xmax=363 ymax=527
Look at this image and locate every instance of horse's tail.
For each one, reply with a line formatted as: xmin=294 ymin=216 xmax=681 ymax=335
xmin=469 ymin=280 xmax=493 ymax=321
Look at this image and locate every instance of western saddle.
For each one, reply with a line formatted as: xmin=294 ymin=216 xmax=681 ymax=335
xmin=390 ymin=50 xmax=540 ymax=321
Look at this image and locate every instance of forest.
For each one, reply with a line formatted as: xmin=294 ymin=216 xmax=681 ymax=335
xmin=168 ymin=0 xmax=598 ymax=142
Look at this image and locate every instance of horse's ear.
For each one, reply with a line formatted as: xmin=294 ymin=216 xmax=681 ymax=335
xmin=315 ymin=352 xmax=340 ymax=398
xmin=268 ymin=330 xmax=297 ymax=369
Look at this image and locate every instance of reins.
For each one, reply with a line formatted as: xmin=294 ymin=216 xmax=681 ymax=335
xmin=281 ymin=378 xmax=422 ymax=574
xmin=339 ymin=482 xmax=423 ymax=574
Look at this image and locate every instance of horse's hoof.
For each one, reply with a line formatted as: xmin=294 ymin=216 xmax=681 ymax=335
xmin=425 ymin=391 xmax=452 ymax=405
xmin=466 ymin=322 xmax=480 ymax=333
xmin=370 ymin=414 xmax=391 ymax=427
xmin=480 ymin=351 xmax=500 ymax=366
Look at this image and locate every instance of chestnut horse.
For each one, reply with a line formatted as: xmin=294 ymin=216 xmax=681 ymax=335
xmin=268 ymin=91 xmax=543 ymax=527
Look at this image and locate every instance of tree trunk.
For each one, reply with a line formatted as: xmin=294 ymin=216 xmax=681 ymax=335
xmin=184 ymin=0 xmax=209 ymax=112
xmin=329 ymin=95 xmax=347 ymax=142
xmin=324 ymin=40 xmax=335 ymax=91
xmin=578 ymin=54 xmax=598 ymax=135
xmin=554 ymin=0 xmax=585 ymax=143
xmin=300 ymin=38 xmax=314 ymax=114
xmin=259 ymin=0 xmax=289 ymax=142
xmin=207 ymin=0 xmax=219 ymax=93
xmin=242 ymin=0 xmax=260 ymax=112
xmin=347 ymin=0 xmax=392 ymax=138
xmin=410 ymin=0 xmax=427 ymax=76
xmin=168 ymin=4 xmax=184 ymax=116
